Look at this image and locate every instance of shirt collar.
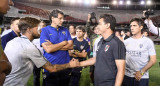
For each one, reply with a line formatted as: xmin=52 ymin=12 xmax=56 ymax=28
xmin=102 ymin=33 xmax=115 ymax=42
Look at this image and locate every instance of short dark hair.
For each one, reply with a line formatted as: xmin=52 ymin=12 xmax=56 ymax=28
xmin=99 ymin=14 xmax=116 ymax=31
xmin=130 ymin=18 xmax=144 ymax=27
xmin=11 ymin=17 xmax=20 ymax=24
xmin=76 ymin=25 xmax=86 ymax=32
xmin=18 ymin=17 xmax=40 ymax=34
xmin=69 ymin=24 xmax=76 ymax=29
xmin=49 ymin=9 xmax=64 ymax=22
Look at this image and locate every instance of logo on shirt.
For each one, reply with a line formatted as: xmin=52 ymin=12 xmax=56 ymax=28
xmin=80 ymin=45 xmax=84 ymax=50
xmin=62 ymin=31 xmax=66 ymax=35
xmin=49 ymin=34 xmax=52 ymax=35
xmin=139 ymin=44 xmax=143 ymax=48
xmin=104 ymin=45 xmax=110 ymax=52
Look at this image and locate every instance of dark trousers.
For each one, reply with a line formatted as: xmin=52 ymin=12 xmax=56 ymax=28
xmin=69 ymin=67 xmax=82 ymax=86
xmin=33 ymin=65 xmax=41 ymax=86
xmin=122 ymin=75 xmax=149 ymax=86
xmin=43 ymin=69 xmax=71 ymax=86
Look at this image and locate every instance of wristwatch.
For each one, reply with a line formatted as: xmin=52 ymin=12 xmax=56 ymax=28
xmin=140 ymin=70 xmax=144 ymax=76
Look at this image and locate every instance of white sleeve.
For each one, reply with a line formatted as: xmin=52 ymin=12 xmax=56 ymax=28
xmin=144 ymin=19 xmax=160 ymax=36
xmin=26 ymin=45 xmax=47 ymax=68
xmin=147 ymin=39 xmax=156 ymax=56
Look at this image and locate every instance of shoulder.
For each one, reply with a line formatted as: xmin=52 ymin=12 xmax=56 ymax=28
xmin=142 ymin=36 xmax=154 ymax=44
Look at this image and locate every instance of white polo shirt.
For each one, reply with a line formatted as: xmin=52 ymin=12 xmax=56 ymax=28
xmin=3 ymin=35 xmax=47 ymax=86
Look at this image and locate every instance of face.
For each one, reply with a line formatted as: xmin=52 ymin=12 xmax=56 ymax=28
xmin=31 ymin=26 xmax=40 ymax=39
xmin=69 ymin=25 xmax=75 ymax=34
xmin=143 ymin=32 xmax=148 ymax=36
xmin=52 ymin=13 xmax=64 ymax=27
xmin=98 ymin=18 xmax=108 ymax=35
xmin=93 ymin=26 xmax=99 ymax=35
xmin=11 ymin=20 xmax=20 ymax=33
xmin=76 ymin=29 xmax=85 ymax=38
xmin=130 ymin=21 xmax=143 ymax=35
xmin=38 ymin=22 xmax=46 ymax=34
xmin=126 ymin=32 xmax=131 ymax=36
xmin=0 ymin=0 xmax=14 ymax=14
xmin=115 ymin=31 xmax=120 ymax=37
xmin=121 ymin=31 xmax=125 ymax=35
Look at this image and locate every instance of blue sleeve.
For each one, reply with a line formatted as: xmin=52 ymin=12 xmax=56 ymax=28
xmin=1 ymin=36 xmax=7 ymax=50
xmin=65 ymin=28 xmax=72 ymax=41
xmin=40 ymin=28 xmax=49 ymax=46
xmin=85 ymin=41 xmax=90 ymax=52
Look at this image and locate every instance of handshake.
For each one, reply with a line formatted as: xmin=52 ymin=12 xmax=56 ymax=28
xmin=68 ymin=58 xmax=81 ymax=68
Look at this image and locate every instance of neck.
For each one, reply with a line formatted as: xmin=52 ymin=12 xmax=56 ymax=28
xmin=132 ymin=33 xmax=142 ymax=39
xmin=77 ymin=37 xmax=84 ymax=41
xmin=102 ymin=30 xmax=113 ymax=40
xmin=23 ymin=33 xmax=33 ymax=41
xmin=51 ymin=23 xmax=58 ymax=29
xmin=13 ymin=30 xmax=20 ymax=36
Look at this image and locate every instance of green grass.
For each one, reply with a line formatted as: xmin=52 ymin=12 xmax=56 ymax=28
xmin=27 ymin=45 xmax=160 ymax=86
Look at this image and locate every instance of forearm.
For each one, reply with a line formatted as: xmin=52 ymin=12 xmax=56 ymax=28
xmin=60 ymin=43 xmax=73 ymax=50
xmin=141 ymin=56 xmax=156 ymax=73
xmin=43 ymin=62 xmax=70 ymax=72
xmin=0 ymin=73 xmax=6 ymax=86
xmin=115 ymin=60 xmax=125 ymax=86
xmin=144 ymin=19 xmax=160 ymax=36
xmin=42 ymin=42 xmax=65 ymax=53
xmin=80 ymin=57 xmax=96 ymax=67
xmin=114 ymin=68 xmax=125 ymax=86
xmin=60 ymin=40 xmax=73 ymax=50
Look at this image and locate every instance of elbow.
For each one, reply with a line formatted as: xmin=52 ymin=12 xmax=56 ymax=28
xmin=45 ymin=49 xmax=52 ymax=53
xmin=0 ymin=61 xmax=12 ymax=75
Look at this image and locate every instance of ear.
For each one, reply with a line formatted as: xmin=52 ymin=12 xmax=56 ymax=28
xmin=105 ymin=23 xmax=110 ymax=29
xmin=10 ymin=24 xmax=13 ymax=29
xmin=140 ymin=26 xmax=143 ymax=30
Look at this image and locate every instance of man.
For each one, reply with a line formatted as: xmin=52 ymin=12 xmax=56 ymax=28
xmin=32 ymin=20 xmax=46 ymax=86
xmin=69 ymin=25 xmax=90 ymax=86
xmin=3 ymin=17 xmax=78 ymax=86
xmin=40 ymin=9 xmax=73 ymax=86
xmin=143 ymin=10 xmax=160 ymax=36
xmin=1 ymin=17 xmax=20 ymax=50
xmin=122 ymin=18 xmax=156 ymax=86
xmin=69 ymin=24 xmax=76 ymax=39
xmin=79 ymin=14 xmax=126 ymax=86
xmin=0 ymin=0 xmax=14 ymax=85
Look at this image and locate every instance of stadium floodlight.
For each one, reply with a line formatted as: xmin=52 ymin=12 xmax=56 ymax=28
xmin=119 ymin=1 xmax=123 ymax=5
xmin=84 ymin=0 xmax=90 ymax=5
xmin=113 ymin=1 xmax=117 ymax=5
xmin=77 ymin=0 xmax=82 ymax=3
xmin=140 ymin=1 xmax=145 ymax=5
xmin=63 ymin=0 xmax=68 ymax=2
xmin=70 ymin=0 xmax=76 ymax=3
xmin=147 ymin=0 xmax=152 ymax=5
xmin=126 ymin=1 xmax=131 ymax=5
xmin=91 ymin=0 xmax=97 ymax=5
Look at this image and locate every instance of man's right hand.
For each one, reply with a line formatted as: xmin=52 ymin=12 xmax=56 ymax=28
xmin=69 ymin=58 xmax=79 ymax=68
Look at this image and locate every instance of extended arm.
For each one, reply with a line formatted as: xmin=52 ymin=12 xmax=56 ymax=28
xmin=144 ymin=19 xmax=160 ymax=36
xmin=43 ymin=58 xmax=79 ymax=72
xmin=80 ymin=57 xmax=96 ymax=67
